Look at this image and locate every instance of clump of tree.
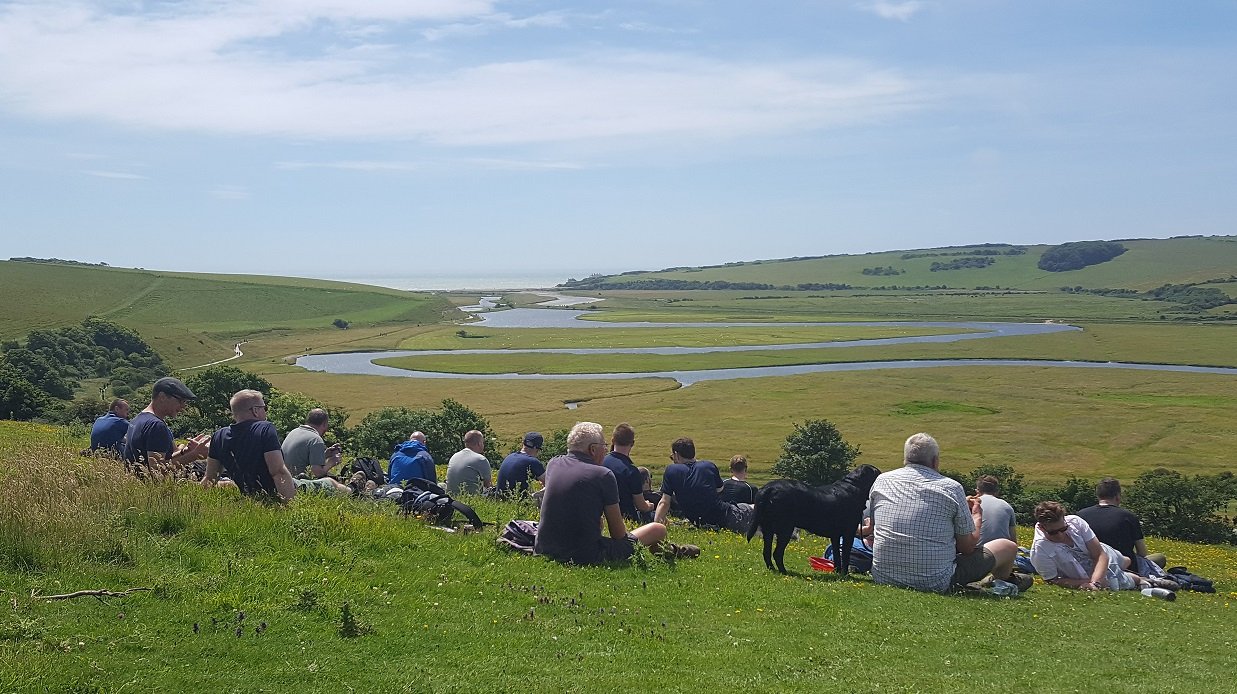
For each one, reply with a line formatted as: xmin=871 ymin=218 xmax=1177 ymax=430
xmin=930 ymin=257 xmax=995 ymax=272
xmin=1037 ymin=241 xmax=1127 ymax=271
xmin=1144 ymin=284 xmax=1233 ymax=310
xmin=332 ymin=318 xmax=349 ymax=330
xmin=349 ymin=399 xmax=502 ymax=466
xmin=0 ymin=317 xmax=168 ymax=422
xmin=862 ymin=266 xmax=903 ymax=276
xmin=770 ymin=419 xmax=861 ymax=486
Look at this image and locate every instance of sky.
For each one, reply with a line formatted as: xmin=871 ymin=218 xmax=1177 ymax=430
xmin=1 ymin=1 xmax=1235 ymax=282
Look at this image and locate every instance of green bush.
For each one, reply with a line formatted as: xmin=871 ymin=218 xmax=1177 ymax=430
xmin=349 ymin=399 xmax=500 ymax=465
xmin=770 ymin=419 xmax=860 ymax=486
xmin=1124 ymin=468 xmax=1236 ymax=543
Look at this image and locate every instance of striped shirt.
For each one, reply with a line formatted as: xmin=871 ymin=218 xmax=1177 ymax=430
xmin=870 ymin=464 xmax=974 ymax=593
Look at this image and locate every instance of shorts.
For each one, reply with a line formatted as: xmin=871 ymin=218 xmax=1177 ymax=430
xmin=597 ymin=536 xmax=638 ymax=563
xmin=294 ymin=478 xmax=338 ymax=494
xmin=951 ymin=547 xmax=997 ymax=586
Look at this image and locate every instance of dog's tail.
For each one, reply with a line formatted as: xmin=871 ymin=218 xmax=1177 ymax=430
xmin=745 ymin=488 xmax=766 ymax=543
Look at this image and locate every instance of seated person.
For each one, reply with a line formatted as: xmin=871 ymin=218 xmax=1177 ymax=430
xmin=496 ymin=432 xmax=547 ymax=496
xmin=534 ymin=422 xmax=667 ymax=565
xmin=389 ymin=432 xmax=435 ymax=486
xmin=720 ymin=455 xmax=758 ymax=505
xmin=653 ymin=437 xmax=752 ymax=535
xmin=601 ymin=423 xmax=654 ymax=523
xmin=89 ymin=399 xmax=130 ymax=457
xmin=1030 ymin=501 xmax=1162 ymax=591
xmin=1076 ymin=478 xmax=1167 ymax=577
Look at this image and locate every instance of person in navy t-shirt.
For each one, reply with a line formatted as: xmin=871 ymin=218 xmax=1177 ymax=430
xmin=123 ymin=377 xmax=208 ymax=472
xmin=655 ymin=437 xmax=753 ymax=534
xmin=496 ymin=432 xmax=546 ymax=495
xmin=201 ymin=389 xmax=296 ymax=501
xmin=89 ymin=398 xmax=130 ymax=456
xmin=602 ymin=423 xmax=654 ymax=523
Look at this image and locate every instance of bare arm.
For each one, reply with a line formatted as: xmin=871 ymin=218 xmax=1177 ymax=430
xmin=653 ymin=493 xmax=672 ymax=525
xmin=632 ymin=493 xmax=654 ymax=512
xmin=955 ymin=496 xmax=983 ymax=555
xmin=1084 ymin=537 xmax=1108 ymax=588
xmin=265 ymin=450 xmax=296 ymax=501
xmin=200 ymin=458 xmax=222 ymax=488
xmin=603 ymin=504 xmax=628 ymax=541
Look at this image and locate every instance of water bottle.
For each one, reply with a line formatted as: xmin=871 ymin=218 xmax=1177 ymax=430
xmin=1141 ymin=587 xmax=1176 ymax=601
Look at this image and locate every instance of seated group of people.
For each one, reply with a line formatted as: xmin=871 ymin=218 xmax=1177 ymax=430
xmin=868 ymin=433 xmax=1172 ymax=595
xmin=92 ymin=381 xmax=1174 ymax=585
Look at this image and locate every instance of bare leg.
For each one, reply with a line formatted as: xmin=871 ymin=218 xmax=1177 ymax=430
xmin=983 ymin=539 xmax=1018 ymax=580
xmin=630 ymin=522 xmax=667 ymax=548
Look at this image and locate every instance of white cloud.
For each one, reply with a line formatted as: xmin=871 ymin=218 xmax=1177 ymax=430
xmin=275 ymin=160 xmax=422 ymax=172
xmin=0 ymin=2 xmax=936 ymax=147
xmin=82 ymin=169 xmax=147 ymax=179
xmin=860 ymin=1 xmax=926 ymax=22
xmin=209 ymin=185 xmax=250 ymax=199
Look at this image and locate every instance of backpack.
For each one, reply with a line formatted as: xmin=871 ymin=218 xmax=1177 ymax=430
xmin=496 ymin=520 xmax=539 ymax=554
xmin=398 ymin=479 xmax=484 ymax=529
xmin=341 ymin=457 xmax=387 ymax=485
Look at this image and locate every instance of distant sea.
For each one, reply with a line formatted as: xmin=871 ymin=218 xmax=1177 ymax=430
xmin=327 ymin=271 xmax=596 ymax=292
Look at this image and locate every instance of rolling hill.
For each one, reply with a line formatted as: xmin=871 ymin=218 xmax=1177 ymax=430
xmin=566 ymin=236 xmax=1237 ymax=293
xmin=0 ymin=261 xmax=455 ymax=367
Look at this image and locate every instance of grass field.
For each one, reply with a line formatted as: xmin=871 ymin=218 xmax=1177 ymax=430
xmin=0 ymin=261 xmax=454 ymax=368
xmin=1 ymin=433 xmax=1234 ymax=693
xmin=598 ymin=236 xmax=1237 ymax=292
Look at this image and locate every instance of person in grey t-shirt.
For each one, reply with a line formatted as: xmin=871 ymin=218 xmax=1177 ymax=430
xmin=445 ymin=430 xmax=492 ymax=495
xmin=976 ymin=475 xmax=1017 ymax=545
xmin=281 ymin=408 xmax=341 ymax=478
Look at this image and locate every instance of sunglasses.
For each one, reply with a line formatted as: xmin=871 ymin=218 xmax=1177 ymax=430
xmin=1040 ymin=524 xmax=1069 ymax=536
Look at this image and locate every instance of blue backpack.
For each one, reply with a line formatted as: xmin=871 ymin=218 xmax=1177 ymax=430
xmin=824 ymin=538 xmax=874 ymax=573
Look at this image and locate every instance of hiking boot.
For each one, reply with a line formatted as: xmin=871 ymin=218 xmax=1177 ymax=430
xmin=660 ymin=543 xmax=701 ymax=560
xmin=1010 ymin=572 xmax=1034 ymax=593
xmin=1146 ymin=576 xmax=1179 ymax=591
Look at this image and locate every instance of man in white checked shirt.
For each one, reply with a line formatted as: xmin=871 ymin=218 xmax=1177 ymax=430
xmin=869 ymin=433 xmax=1020 ymax=593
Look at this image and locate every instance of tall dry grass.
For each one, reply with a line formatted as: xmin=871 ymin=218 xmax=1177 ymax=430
xmin=0 ymin=444 xmax=199 ymax=571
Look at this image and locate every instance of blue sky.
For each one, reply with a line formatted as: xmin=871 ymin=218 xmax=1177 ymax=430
xmin=1 ymin=1 xmax=1234 ymax=281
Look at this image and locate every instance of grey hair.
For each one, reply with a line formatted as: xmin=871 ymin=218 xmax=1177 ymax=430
xmin=566 ymin=422 xmax=604 ymax=453
xmin=904 ymin=433 xmax=939 ymax=466
xmin=229 ymin=389 xmax=265 ymax=418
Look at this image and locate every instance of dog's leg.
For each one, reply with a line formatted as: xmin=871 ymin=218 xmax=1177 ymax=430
xmin=762 ymin=527 xmax=775 ymax=571
xmin=773 ymin=532 xmax=792 ymax=574
xmin=836 ymin=534 xmax=850 ymax=576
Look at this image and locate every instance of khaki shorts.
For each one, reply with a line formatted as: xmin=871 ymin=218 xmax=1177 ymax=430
xmin=951 ymin=547 xmax=997 ymax=586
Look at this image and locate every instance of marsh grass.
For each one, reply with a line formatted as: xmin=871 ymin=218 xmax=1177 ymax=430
xmin=2 ymin=436 xmax=1235 ymax=692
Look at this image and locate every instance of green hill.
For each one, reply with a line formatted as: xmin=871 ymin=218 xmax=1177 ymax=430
xmin=0 ymin=261 xmax=454 ymax=367
xmin=569 ymin=236 xmax=1237 ymax=292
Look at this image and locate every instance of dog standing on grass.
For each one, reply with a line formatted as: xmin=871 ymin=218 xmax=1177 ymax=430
xmin=747 ymin=464 xmax=881 ymax=574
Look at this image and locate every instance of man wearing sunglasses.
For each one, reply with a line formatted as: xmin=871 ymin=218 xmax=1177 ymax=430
xmin=123 ymin=376 xmax=208 ymax=471
xmin=201 ymin=389 xmax=297 ymax=501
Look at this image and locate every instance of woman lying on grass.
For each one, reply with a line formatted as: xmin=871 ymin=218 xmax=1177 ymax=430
xmin=1030 ymin=501 xmax=1175 ymax=592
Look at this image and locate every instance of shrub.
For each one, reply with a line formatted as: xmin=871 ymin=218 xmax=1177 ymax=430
xmin=349 ymin=399 xmax=500 ymax=465
xmin=332 ymin=318 xmax=349 ymax=330
xmin=1037 ymin=241 xmax=1127 ymax=271
xmin=1124 ymin=468 xmax=1236 ymax=543
xmin=770 ymin=419 xmax=860 ymax=486
xmin=179 ymin=366 xmax=275 ymax=434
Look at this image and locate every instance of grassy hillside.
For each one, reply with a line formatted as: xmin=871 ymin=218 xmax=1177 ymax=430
xmin=579 ymin=236 xmax=1237 ymax=292
xmin=1 ymin=430 xmax=1234 ymax=692
xmin=0 ymin=261 xmax=456 ymax=368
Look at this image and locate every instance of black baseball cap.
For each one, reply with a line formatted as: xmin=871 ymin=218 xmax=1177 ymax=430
xmin=523 ymin=432 xmax=544 ymax=448
xmin=153 ymin=377 xmax=196 ymax=400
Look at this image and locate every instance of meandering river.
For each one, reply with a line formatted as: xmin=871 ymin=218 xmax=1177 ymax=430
xmin=295 ymin=308 xmax=1237 ymax=385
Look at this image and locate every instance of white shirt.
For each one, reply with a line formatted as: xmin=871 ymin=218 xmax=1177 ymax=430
xmin=870 ymin=463 xmax=974 ymax=593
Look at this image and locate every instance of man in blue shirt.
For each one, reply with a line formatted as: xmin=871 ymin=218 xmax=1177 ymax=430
xmin=201 ymin=389 xmax=297 ymax=500
xmin=602 ymin=423 xmax=654 ymax=523
xmin=496 ymin=432 xmax=546 ymax=495
xmin=89 ymin=398 xmax=130 ymax=456
xmin=654 ymin=437 xmax=753 ymax=534
xmin=124 ymin=377 xmax=208 ymax=472
xmin=389 ymin=431 xmax=436 ymax=485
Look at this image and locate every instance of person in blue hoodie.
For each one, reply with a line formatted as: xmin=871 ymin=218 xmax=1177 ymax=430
xmin=389 ymin=431 xmax=436 ymax=485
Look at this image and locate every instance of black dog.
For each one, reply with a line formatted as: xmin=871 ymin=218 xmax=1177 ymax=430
xmin=746 ymin=464 xmax=881 ymax=575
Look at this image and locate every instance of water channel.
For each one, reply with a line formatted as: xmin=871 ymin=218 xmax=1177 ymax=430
xmin=295 ymin=308 xmax=1237 ymax=386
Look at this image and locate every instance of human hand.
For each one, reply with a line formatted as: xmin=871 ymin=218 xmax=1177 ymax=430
xmin=184 ymin=434 xmax=209 ymax=460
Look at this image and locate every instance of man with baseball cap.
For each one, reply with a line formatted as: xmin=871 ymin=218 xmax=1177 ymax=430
xmin=496 ymin=432 xmax=547 ymax=495
xmin=123 ymin=376 xmax=208 ymax=471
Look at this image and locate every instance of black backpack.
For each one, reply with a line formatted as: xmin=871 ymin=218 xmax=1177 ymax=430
xmin=341 ymin=457 xmax=387 ymax=485
xmin=398 ymin=478 xmax=484 ymax=528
